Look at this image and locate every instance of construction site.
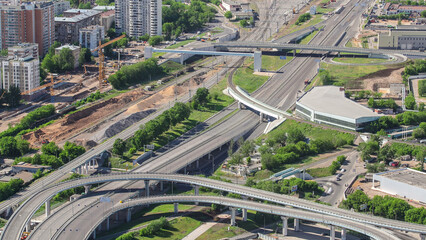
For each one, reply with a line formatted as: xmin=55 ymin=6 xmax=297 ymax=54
xmin=0 ymin=35 xmax=222 ymax=149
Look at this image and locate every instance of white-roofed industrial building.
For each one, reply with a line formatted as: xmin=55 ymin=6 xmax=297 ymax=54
xmin=373 ymin=168 xmax=426 ymax=204
xmin=296 ymin=86 xmax=382 ymax=131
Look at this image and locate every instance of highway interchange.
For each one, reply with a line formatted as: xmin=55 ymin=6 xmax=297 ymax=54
xmin=1 ymin=0 xmax=426 ymax=239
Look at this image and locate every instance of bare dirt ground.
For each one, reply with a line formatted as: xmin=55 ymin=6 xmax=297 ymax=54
xmin=22 ymin=78 xmax=203 ymax=148
xmin=359 ymin=67 xmax=404 ymax=92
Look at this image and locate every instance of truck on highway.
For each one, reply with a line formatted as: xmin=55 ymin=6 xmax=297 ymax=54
xmin=334 ymin=6 xmax=344 ymax=14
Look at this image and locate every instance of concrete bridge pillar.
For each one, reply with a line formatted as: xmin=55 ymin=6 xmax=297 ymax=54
xmin=93 ymin=229 xmax=96 ymax=239
xmin=160 ymin=181 xmax=164 ymax=191
xmin=26 ymin=221 xmax=31 ymax=232
xmin=238 ymin=101 xmax=242 ymax=109
xmin=230 ymin=207 xmax=236 ymax=226
xmin=85 ymin=162 xmax=88 ymax=174
xmin=341 ymin=228 xmax=347 ymax=240
xmin=196 ymin=160 xmax=199 ymax=169
xmin=338 ymin=52 xmax=341 ymax=57
xmin=5 ymin=207 xmax=12 ymax=217
xmin=84 ymin=185 xmax=91 ymax=195
xmin=254 ymin=51 xmax=262 ymax=72
xmin=144 ymin=46 xmax=153 ymax=59
xmin=126 ymin=208 xmax=132 ymax=222
xmin=259 ymin=113 xmax=264 ymax=122
xmin=294 ymin=218 xmax=300 ymax=231
xmin=281 ymin=216 xmax=288 ymax=236
xmin=194 ymin=185 xmax=200 ymax=205
xmin=368 ymin=53 xmax=372 ymax=58
xmin=330 ymin=225 xmax=335 ymax=240
xmin=144 ymin=180 xmax=150 ymax=197
xmin=420 ymin=234 xmax=426 ymax=240
xmin=242 ymin=208 xmax=247 ymax=221
xmin=293 ymin=49 xmax=296 ymax=57
xmin=180 ymin=54 xmax=185 ymax=65
xmin=184 ymin=166 xmax=187 ymax=174
xmin=174 ymin=203 xmax=179 ymax=214
xmin=106 ymin=217 xmax=110 ymax=231
xmin=45 ymin=198 xmax=51 ymax=218
xmin=116 ymin=212 xmax=119 ymax=221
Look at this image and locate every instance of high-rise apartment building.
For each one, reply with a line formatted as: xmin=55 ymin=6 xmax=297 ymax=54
xmin=0 ymin=2 xmax=55 ymax=56
xmin=2 ymin=43 xmax=40 ymax=96
xmin=55 ymin=9 xmax=101 ymax=44
xmin=79 ymin=25 xmax=104 ymax=55
xmin=115 ymin=0 xmax=162 ymax=38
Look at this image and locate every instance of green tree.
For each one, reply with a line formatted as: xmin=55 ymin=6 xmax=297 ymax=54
xmin=225 ymin=11 xmax=232 ymax=19
xmin=60 ymin=141 xmax=86 ymax=163
xmin=193 ymin=87 xmax=209 ymax=106
xmin=422 ymin=10 xmax=426 ymax=17
xmin=113 ymin=138 xmax=127 ymax=156
xmin=41 ymin=142 xmax=62 ymax=157
xmin=286 ymin=128 xmax=305 ymax=144
xmin=139 ymin=34 xmax=150 ymax=42
xmin=368 ymin=97 xmax=376 ymax=108
xmin=341 ymin=190 xmax=370 ymax=211
xmin=240 ymin=19 xmax=248 ymax=27
xmin=0 ymin=137 xmax=19 ymax=157
xmin=78 ymin=2 xmax=91 ymax=8
xmin=5 ymin=85 xmax=21 ymax=108
xmin=16 ymin=138 xmax=30 ymax=156
xmin=148 ymin=35 xmax=163 ymax=46
xmin=107 ymin=27 xmax=116 ymax=38
xmin=78 ymin=48 xmax=92 ymax=66
xmin=405 ymin=94 xmax=416 ymax=110
xmin=163 ymin=22 xmax=174 ymax=40
xmin=58 ymin=48 xmax=75 ymax=71
xmin=413 ymin=127 xmax=425 ymax=139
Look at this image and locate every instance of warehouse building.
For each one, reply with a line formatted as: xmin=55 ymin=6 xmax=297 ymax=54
xmin=296 ymin=86 xmax=381 ymax=131
xmin=378 ymin=25 xmax=426 ymax=50
xmin=373 ymin=168 xmax=426 ymax=203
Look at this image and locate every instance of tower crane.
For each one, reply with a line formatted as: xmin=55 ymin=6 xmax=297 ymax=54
xmin=92 ymin=34 xmax=126 ymax=88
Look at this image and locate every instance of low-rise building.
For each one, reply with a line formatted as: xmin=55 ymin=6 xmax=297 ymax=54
xmin=221 ymin=0 xmax=241 ymax=11
xmin=92 ymin=5 xmax=115 ymax=11
xmin=55 ymin=9 xmax=101 ymax=44
xmin=373 ymin=168 xmax=426 ymax=203
xmin=378 ymin=25 xmax=426 ymax=50
xmin=79 ymin=25 xmax=105 ymax=55
xmin=55 ymin=44 xmax=80 ymax=68
xmin=12 ymin=162 xmax=51 ymax=174
xmin=296 ymin=86 xmax=381 ymax=131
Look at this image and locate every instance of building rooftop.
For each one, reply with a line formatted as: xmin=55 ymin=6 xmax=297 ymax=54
xmin=398 ymin=5 xmax=426 ymax=10
xmin=394 ymin=25 xmax=426 ymax=31
xmin=297 ymin=86 xmax=381 ymax=120
xmin=55 ymin=9 xmax=99 ymax=23
xmin=55 ymin=44 xmax=80 ymax=51
xmin=92 ymin=5 xmax=115 ymax=11
xmin=376 ymin=168 xmax=426 ymax=190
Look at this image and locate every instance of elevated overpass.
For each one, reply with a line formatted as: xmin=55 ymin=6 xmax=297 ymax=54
xmin=3 ymin=173 xmax=426 ymax=240
xmin=144 ymin=46 xmax=262 ymax=71
xmin=213 ymin=41 xmax=426 ymax=57
xmin=86 ymin=195 xmax=400 ymax=240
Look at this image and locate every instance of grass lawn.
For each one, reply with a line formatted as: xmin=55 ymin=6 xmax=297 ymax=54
xmin=306 ymin=167 xmax=332 ymax=178
xmin=109 ymin=157 xmax=135 ymax=170
xmin=138 ymin=217 xmax=201 ymax=240
xmin=345 ymin=40 xmax=353 ymax=48
xmin=153 ymin=52 xmax=166 ymax=58
xmin=288 ymin=13 xmax=324 ymax=34
xmin=195 ymin=223 xmax=246 ymax=240
xmin=298 ymin=30 xmax=319 ymax=45
xmin=261 ymin=55 xmax=293 ymax=72
xmin=162 ymin=61 xmax=185 ymax=73
xmin=166 ymin=39 xmax=196 ymax=49
xmin=332 ymin=57 xmax=389 ymax=64
xmin=233 ymin=59 xmax=269 ymax=93
xmin=320 ymin=61 xmax=403 ymax=88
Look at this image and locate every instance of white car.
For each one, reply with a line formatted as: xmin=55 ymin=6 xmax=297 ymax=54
xmin=341 ymin=168 xmax=346 ymax=172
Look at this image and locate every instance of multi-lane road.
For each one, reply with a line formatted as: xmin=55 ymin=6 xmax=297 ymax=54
xmin=3 ymin=0 xmax=422 ymax=239
xmin=4 ymin=172 xmax=426 ymax=240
